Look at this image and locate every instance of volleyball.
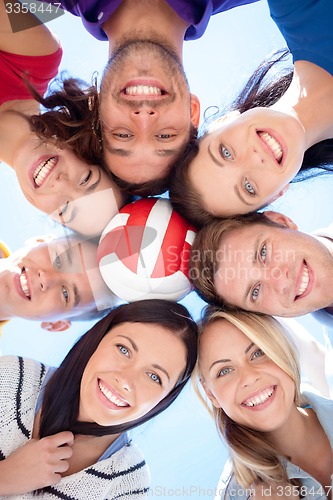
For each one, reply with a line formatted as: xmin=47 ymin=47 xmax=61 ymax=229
xmin=97 ymin=198 xmax=197 ymax=302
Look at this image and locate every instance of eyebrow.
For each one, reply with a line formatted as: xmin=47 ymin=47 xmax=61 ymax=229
xmin=116 ymin=335 xmax=170 ymax=381
xmin=73 ymin=284 xmax=80 ymax=308
xmin=209 ymin=342 xmax=255 ymax=372
xmin=207 ymin=144 xmax=224 ymax=167
xmin=86 ymin=167 xmax=102 ymax=193
xmin=105 ymin=144 xmax=178 ymax=158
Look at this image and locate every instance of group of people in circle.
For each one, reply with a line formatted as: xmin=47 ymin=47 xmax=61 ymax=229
xmin=0 ymin=0 xmax=332 ymax=498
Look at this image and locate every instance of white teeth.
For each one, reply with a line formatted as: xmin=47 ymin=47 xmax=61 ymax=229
xmin=98 ymin=381 xmax=129 ymax=407
xmin=33 ymin=157 xmax=57 ymax=187
xmin=244 ymin=387 xmax=274 ymax=407
xmin=19 ymin=269 xmax=31 ymax=299
xmin=296 ymin=264 xmax=309 ymax=297
xmin=259 ymin=132 xmax=283 ymax=163
xmin=124 ymin=85 xmax=162 ymax=96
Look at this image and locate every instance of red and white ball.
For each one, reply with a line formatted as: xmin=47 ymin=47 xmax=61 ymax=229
xmin=97 ymin=198 xmax=196 ymax=302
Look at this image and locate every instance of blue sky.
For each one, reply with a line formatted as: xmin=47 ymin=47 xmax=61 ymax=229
xmin=1 ymin=1 xmax=333 ymax=498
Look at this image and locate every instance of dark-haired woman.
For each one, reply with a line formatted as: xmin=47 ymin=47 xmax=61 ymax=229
xmin=0 ymin=299 xmax=197 ymax=498
xmin=0 ymin=1 xmax=125 ymax=236
xmin=169 ymin=0 xmax=333 ymax=227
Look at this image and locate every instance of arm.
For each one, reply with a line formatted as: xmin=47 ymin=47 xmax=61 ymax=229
xmin=0 ymin=0 xmax=60 ymax=55
xmin=0 ymin=431 xmax=74 ymax=495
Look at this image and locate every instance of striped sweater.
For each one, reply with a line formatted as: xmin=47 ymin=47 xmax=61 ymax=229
xmin=0 ymin=356 xmax=150 ymax=499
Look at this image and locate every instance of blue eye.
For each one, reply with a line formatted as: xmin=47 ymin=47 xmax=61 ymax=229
xmin=62 ymin=286 xmax=69 ymax=304
xmin=117 ymin=345 xmax=129 ymax=356
xmin=80 ymin=170 xmax=92 ymax=186
xmin=220 ymin=145 xmax=232 ymax=159
xmin=54 ymin=253 xmax=61 ymax=270
xmin=252 ymin=348 xmax=265 ymax=359
xmin=260 ymin=244 xmax=267 ymax=262
xmin=217 ymin=367 xmax=233 ymax=377
xmin=148 ymin=372 xmax=162 ymax=385
xmin=251 ymin=284 xmax=261 ymax=302
xmin=58 ymin=201 xmax=69 ymax=217
xmin=244 ymin=179 xmax=255 ymax=195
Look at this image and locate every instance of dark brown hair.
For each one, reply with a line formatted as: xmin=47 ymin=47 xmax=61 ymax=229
xmin=39 ymin=300 xmax=198 ymax=438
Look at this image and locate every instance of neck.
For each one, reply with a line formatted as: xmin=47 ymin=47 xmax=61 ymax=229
xmin=102 ymin=0 xmax=189 ymax=61
xmin=271 ymin=60 xmax=333 ymax=148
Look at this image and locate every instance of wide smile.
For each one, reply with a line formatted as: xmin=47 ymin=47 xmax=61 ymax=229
xmin=241 ymin=385 xmax=276 ymax=408
xmin=98 ymin=379 xmax=130 ymax=409
xmin=18 ymin=267 xmax=31 ymax=300
xmin=295 ymin=261 xmax=311 ymax=300
xmin=32 ymin=156 xmax=58 ymax=188
xmin=120 ymin=79 xmax=169 ymax=101
xmin=257 ymin=131 xmax=284 ymax=165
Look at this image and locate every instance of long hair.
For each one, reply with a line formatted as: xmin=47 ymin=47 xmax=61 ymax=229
xmin=28 ymin=77 xmax=105 ymax=168
xmin=198 ymin=308 xmax=302 ymax=490
xmin=39 ymin=300 xmax=197 ymax=439
xmin=169 ymin=50 xmax=333 ymax=227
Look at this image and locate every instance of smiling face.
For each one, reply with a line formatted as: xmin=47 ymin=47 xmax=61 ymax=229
xmin=12 ymin=134 xmax=122 ymax=236
xmin=0 ymin=237 xmax=107 ymax=321
xmin=79 ymin=322 xmax=187 ymax=426
xmin=189 ymin=108 xmax=305 ymax=216
xmin=199 ymin=320 xmax=296 ymax=432
xmin=213 ymin=220 xmax=333 ymax=317
xmin=99 ymin=40 xmax=199 ymax=184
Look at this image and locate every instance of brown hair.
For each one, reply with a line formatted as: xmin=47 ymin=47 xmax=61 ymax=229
xmin=28 ymin=77 xmax=105 ymax=168
xmin=189 ymin=213 xmax=280 ymax=307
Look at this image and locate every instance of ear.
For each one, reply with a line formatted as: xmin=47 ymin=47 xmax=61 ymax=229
xmin=200 ymin=378 xmax=221 ymax=408
xmin=190 ymin=94 xmax=200 ymax=129
xmin=264 ymin=210 xmax=298 ymax=230
xmin=268 ymin=185 xmax=290 ymax=204
xmin=41 ymin=320 xmax=72 ymax=332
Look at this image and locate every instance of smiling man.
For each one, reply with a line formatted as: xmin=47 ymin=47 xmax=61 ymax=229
xmin=41 ymin=0 xmax=258 ymax=194
xmin=0 ymin=235 xmax=119 ymax=332
xmin=190 ymin=211 xmax=333 ymax=324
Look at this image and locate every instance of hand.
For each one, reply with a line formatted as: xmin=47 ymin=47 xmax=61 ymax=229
xmin=0 ymin=431 xmax=74 ymax=495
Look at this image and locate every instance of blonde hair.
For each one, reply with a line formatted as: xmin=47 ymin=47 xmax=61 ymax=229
xmin=198 ymin=307 xmax=303 ymax=490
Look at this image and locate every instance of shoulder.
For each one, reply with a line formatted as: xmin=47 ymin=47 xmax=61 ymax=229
xmin=302 ymin=391 xmax=333 ymax=444
xmin=214 ymin=459 xmax=248 ymax=500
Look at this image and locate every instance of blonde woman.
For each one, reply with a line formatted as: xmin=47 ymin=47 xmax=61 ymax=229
xmin=198 ymin=308 xmax=333 ymax=499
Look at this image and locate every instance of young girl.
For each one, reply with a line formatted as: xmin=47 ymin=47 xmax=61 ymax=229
xmin=0 ymin=1 xmax=125 ymax=236
xmin=169 ymin=0 xmax=333 ymax=227
xmin=198 ymin=308 xmax=332 ymax=499
xmin=0 ymin=299 xmax=197 ymax=498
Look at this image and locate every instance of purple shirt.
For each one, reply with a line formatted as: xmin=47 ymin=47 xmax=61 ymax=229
xmin=46 ymin=0 xmax=259 ymax=41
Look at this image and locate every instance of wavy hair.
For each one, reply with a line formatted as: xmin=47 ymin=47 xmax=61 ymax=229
xmin=28 ymin=77 xmax=105 ymax=168
xmin=198 ymin=308 xmax=302 ymax=490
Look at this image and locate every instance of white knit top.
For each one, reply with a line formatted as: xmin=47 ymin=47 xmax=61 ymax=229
xmin=0 ymin=356 xmax=150 ymax=499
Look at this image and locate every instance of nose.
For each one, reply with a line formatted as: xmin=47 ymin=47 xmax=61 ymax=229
xmin=132 ymin=107 xmax=157 ymax=127
xmin=38 ymin=269 xmax=57 ymax=292
xmin=240 ymin=364 xmax=260 ymax=388
xmin=267 ymin=262 xmax=290 ymax=295
xmin=113 ymin=371 xmax=132 ymax=393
